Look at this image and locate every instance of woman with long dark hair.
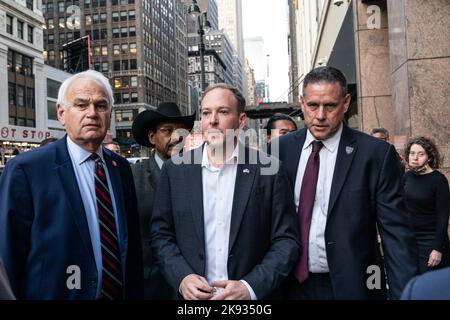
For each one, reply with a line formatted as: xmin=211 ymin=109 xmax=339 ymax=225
xmin=403 ymin=137 xmax=450 ymax=274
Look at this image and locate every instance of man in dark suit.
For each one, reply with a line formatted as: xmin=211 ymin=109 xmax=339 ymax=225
xmin=278 ymin=66 xmax=418 ymax=300
xmin=131 ymin=102 xmax=195 ymax=299
xmin=151 ymin=83 xmax=300 ymax=300
xmin=0 ymin=70 xmax=143 ymax=299
xmin=401 ymin=266 xmax=450 ymax=300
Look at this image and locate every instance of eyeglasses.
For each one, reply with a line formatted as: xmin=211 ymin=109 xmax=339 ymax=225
xmin=157 ymin=127 xmax=177 ymax=136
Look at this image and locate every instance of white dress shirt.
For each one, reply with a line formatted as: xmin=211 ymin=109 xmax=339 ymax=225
xmin=66 ymin=137 xmax=121 ymax=298
xmin=201 ymin=144 xmax=257 ymax=299
xmin=294 ymin=124 xmax=343 ymax=273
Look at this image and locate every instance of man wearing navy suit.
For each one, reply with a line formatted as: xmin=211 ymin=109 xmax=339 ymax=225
xmin=0 ymin=70 xmax=143 ymax=299
xmin=151 ymin=83 xmax=299 ymax=300
xmin=279 ymin=66 xmax=418 ymax=299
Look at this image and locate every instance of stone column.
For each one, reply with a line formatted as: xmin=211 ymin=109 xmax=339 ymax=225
xmin=387 ymin=0 xmax=450 ymax=178
xmin=353 ymin=0 xmax=394 ymax=137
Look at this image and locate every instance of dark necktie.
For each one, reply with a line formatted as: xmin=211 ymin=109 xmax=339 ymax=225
xmin=91 ymin=153 xmax=123 ymax=300
xmin=295 ymin=140 xmax=323 ymax=284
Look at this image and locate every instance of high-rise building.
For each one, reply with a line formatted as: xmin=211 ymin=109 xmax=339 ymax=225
xmin=216 ymin=0 xmax=244 ymax=61
xmin=244 ymin=37 xmax=265 ymax=81
xmin=41 ymin=0 xmax=189 ymax=151
xmin=0 ymin=0 xmax=71 ymax=163
xmin=243 ymin=58 xmax=256 ymax=107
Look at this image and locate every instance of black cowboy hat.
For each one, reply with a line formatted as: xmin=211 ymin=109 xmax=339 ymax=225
xmin=132 ymin=102 xmax=195 ymax=147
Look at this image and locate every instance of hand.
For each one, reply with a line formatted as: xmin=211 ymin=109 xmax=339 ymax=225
xmin=209 ymin=280 xmax=251 ymax=300
xmin=428 ymin=250 xmax=442 ymax=267
xmin=180 ymin=274 xmax=214 ymax=300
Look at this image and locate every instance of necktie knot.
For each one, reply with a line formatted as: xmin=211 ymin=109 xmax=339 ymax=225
xmin=90 ymin=153 xmax=101 ymax=163
xmin=312 ymin=141 xmax=323 ymax=154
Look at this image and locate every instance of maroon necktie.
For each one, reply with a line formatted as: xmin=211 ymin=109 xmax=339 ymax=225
xmin=91 ymin=153 xmax=123 ymax=300
xmin=295 ymin=141 xmax=323 ymax=283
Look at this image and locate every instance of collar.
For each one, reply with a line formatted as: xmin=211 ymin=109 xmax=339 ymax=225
xmin=201 ymin=143 xmax=239 ymax=168
xmin=67 ymin=136 xmax=104 ymax=165
xmin=154 ymin=151 xmax=165 ymax=169
xmin=304 ymin=123 xmax=343 ymax=153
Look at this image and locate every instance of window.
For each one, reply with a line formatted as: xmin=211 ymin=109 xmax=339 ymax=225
xmin=130 ymin=76 xmax=137 ymax=87
xmin=58 ymin=1 xmax=65 ymax=13
xmin=121 ymin=60 xmax=129 ymax=70
xmin=93 ymin=14 xmax=99 ymax=24
xmin=121 ymin=27 xmax=127 ymax=38
xmin=85 ymin=15 xmax=91 ymax=26
xmin=112 ymin=12 xmax=119 ymax=22
xmin=101 ymin=29 xmax=107 ymax=39
xmin=47 ymin=100 xmax=57 ymax=120
xmin=100 ymin=13 xmax=107 ymax=23
xmin=23 ymin=56 xmax=33 ymax=76
xmin=8 ymin=83 xmax=16 ymax=106
xmin=120 ymin=11 xmax=127 ymax=22
xmin=131 ymin=92 xmax=138 ymax=103
xmin=6 ymin=15 xmax=13 ymax=35
xmin=47 ymin=79 xmax=61 ymax=99
xmin=26 ymin=119 xmax=35 ymax=128
xmin=17 ymin=118 xmax=26 ymax=126
xmin=113 ymin=45 xmax=120 ymax=56
xmin=130 ymin=59 xmax=137 ymax=70
xmin=113 ymin=60 xmax=120 ymax=71
xmin=114 ymin=92 xmax=121 ymax=104
xmin=48 ymin=50 xmax=55 ymax=62
xmin=26 ymin=0 xmax=33 ymax=10
xmin=47 ymin=2 xmax=53 ymax=12
xmin=94 ymin=46 xmax=100 ymax=56
xmin=122 ymin=76 xmax=129 ymax=88
xmin=15 ymin=53 xmax=23 ymax=74
xmin=112 ymin=28 xmax=119 ymax=38
xmin=59 ymin=17 xmax=65 ymax=29
xmin=18 ymin=21 xmax=24 ymax=39
xmin=84 ymin=0 xmax=91 ymax=9
xmin=27 ymin=25 xmax=33 ymax=43
xmin=114 ymin=78 xmax=122 ymax=89
xmin=17 ymin=86 xmax=25 ymax=107
xmin=48 ymin=18 xmax=54 ymax=29
xmin=48 ymin=34 xmax=54 ymax=44
xmin=121 ymin=43 xmax=128 ymax=54
xmin=129 ymin=26 xmax=136 ymax=37
xmin=129 ymin=10 xmax=136 ymax=20
xmin=101 ymin=46 xmax=108 ymax=56
xmin=122 ymin=93 xmax=130 ymax=103
xmin=130 ymin=43 xmax=137 ymax=54
xmin=101 ymin=62 xmax=108 ymax=72
xmin=26 ymin=88 xmax=34 ymax=109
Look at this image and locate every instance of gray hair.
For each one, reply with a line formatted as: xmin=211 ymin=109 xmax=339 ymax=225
xmin=57 ymin=70 xmax=114 ymax=109
xmin=371 ymin=127 xmax=389 ymax=138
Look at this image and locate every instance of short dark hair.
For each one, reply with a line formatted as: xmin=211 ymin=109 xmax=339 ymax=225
xmin=303 ymin=66 xmax=348 ymax=97
xmin=404 ymin=136 xmax=442 ymax=169
xmin=40 ymin=137 xmax=58 ymax=147
xmin=371 ymin=127 xmax=389 ymax=139
xmin=266 ymin=113 xmax=298 ymax=136
xmin=202 ymin=83 xmax=246 ymax=114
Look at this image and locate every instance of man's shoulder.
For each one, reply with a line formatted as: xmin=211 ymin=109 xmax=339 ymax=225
xmin=403 ymin=267 xmax=450 ymax=299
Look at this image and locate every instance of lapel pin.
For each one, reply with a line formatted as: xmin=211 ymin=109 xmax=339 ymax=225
xmin=345 ymin=146 xmax=354 ymax=155
xmin=243 ymin=169 xmax=250 ymax=174
xmin=112 ymin=160 xmax=117 ymax=167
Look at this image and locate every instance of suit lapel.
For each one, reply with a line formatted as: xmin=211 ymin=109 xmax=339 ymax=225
xmin=55 ymin=137 xmax=95 ymax=262
xmin=147 ymin=152 xmax=161 ymax=190
xmin=285 ymin=130 xmax=306 ymax=189
xmin=328 ymin=125 xmax=357 ymax=215
xmin=104 ymin=150 xmax=128 ymax=257
xmin=228 ymin=150 xmax=257 ymax=253
xmin=186 ymin=148 xmax=205 ymax=250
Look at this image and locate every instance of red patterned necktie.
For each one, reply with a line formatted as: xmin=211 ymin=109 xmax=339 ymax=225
xmin=91 ymin=153 xmax=123 ymax=300
xmin=295 ymin=140 xmax=323 ymax=284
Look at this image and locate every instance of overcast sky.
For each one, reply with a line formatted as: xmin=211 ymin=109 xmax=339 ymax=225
xmin=242 ymin=0 xmax=290 ymax=102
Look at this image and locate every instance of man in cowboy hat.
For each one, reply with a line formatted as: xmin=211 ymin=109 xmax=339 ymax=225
xmin=131 ymin=102 xmax=195 ymax=299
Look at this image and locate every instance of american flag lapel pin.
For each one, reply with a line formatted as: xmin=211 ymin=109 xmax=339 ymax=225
xmin=243 ymin=168 xmax=250 ymax=174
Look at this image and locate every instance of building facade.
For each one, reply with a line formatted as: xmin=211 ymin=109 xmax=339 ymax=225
xmin=243 ymin=58 xmax=256 ymax=107
xmin=41 ymin=0 xmax=189 ymax=150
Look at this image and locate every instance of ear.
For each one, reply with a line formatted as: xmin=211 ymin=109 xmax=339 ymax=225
xmin=148 ymin=130 xmax=156 ymax=145
xmin=239 ymin=112 xmax=247 ymax=129
xmin=343 ymin=93 xmax=351 ymax=113
xmin=57 ymin=104 xmax=66 ymax=127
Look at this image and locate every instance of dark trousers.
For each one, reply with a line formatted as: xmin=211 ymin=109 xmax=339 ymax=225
xmin=284 ymin=273 xmax=334 ymax=300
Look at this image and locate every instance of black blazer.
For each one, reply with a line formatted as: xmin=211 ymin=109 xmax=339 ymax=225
xmin=151 ymin=145 xmax=300 ymax=299
xmin=278 ymin=125 xmax=419 ymax=299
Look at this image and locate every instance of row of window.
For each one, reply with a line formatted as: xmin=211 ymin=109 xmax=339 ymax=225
xmin=42 ymin=0 xmax=135 ymax=12
xmin=112 ymin=26 xmax=136 ymax=38
xmin=6 ymin=15 xmax=34 ymax=44
xmin=114 ymin=76 xmax=138 ymax=89
xmin=113 ymin=92 xmax=138 ymax=105
xmin=9 ymin=117 xmax=35 ymax=128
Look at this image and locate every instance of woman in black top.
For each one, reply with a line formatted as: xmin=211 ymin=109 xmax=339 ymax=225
xmin=403 ymin=137 xmax=450 ymax=274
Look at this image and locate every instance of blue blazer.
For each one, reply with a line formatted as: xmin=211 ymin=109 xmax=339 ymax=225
xmin=401 ymin=267 xmax=450 ymax=300
xmin=278 ymin=125 xmax=419 ymax=299
xmin=0 ymin=137 xmax=143 ymax=299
